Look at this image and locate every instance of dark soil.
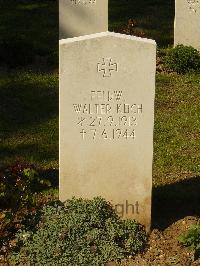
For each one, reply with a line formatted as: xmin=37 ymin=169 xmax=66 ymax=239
xmin=106 ymin=217 xmax=200 ymax=266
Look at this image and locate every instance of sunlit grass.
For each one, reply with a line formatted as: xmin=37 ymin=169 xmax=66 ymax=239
xmin=153 ymin=73 xmax=200 ymax=185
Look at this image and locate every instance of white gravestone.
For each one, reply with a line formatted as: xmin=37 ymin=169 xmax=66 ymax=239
xmin=59 ymin=0 xmax=108 ymax=39
xmin=175 ymin=0 xmax=200 ymax=50
xmin=59 ymin=32 xmax=156 ymax=231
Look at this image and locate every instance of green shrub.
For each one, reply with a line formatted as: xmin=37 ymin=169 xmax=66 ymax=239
xmin=0 ymin=161 xmax=51 ymax=210
xmin=164 ymin=45 xmax=200 ymax=74
xmin=178 ymin=225 xmax=200 ymax=260
xmin=9 ymin=197 xmax=147 ymax=266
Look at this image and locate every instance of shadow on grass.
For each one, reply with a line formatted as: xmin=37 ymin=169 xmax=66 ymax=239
xmin=152 ymin=176 xmax=200 ymax=230
xmin=109 ymin=0 xmax=175 ymax=47
xmin=0 ymin=143 xmax=58 ymax=165
xmin=0 ymin=0 xmax=58 ymax=68
xmin=0 ymin=72 xmax=58 ymax=134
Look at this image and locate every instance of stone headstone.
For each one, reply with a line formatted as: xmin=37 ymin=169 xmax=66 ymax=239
xmin=59 ymin=0 xmax=108 ymax=39
xmin=175 ymin=0 xmax=200 ymax=50
xmin=59 ymin=32 xmax=156 ymax=231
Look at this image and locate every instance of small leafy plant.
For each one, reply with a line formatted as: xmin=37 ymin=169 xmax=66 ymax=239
xmin=164 ymin=45 xmax=200 ymax=74
xmin=178 ymin=225 xmax=200 ymax=260
xmin=0 ymin=161 xmax=51 ymax=210
xmin=0 ymin=162 xmax=52 ymax=262
xmin=9 ymin=197 xmax=147 ymax=266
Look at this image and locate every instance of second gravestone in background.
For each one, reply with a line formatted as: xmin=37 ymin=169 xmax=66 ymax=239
xmin=59 ymin=32 xmax=156 ymax=231
xmin=59 ymin=0 xmax=108 ymax=39
xmin=175 ymin=0 xmax=200 ymax=50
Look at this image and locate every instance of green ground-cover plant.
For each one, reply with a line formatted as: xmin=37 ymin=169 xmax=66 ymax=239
xmin=165 ymin=45 xmax=200 ymax=74
xmin=178 ymin=225 xmax=200 ymax=260
xmin=9 ymin=197 xmax=147 ymax=266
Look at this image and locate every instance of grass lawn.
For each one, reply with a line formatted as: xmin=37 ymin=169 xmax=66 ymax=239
xmin=0 ymin=0 xmax=59 ymax=168
xmin=0 ymin=0 xmax=198 ymax=180
xmin=0 ymin=70 xmax=199 ymax=184
xmin=0 ymin=71 xmax=58 ymax=169
xmin=154 ymin=73 xmax=200 ymax=185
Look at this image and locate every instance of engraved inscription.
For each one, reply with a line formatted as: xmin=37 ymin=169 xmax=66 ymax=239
xmin=73 ymin=90 xmax=143 ymax=141
xmin=76 ymin=116 xmax=138 ymax=127
xmin=97 ymin=58 xmax=118 ymax=78
xmin=71 ymin=0 xmax=96 ymax=5
xmin=187 ymin=0 xmax=200 ymax=13
xmin=80 ymin=129 xmax=87 ymax=139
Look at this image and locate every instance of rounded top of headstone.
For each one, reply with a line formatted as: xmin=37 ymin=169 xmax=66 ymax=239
xmin=59 ymin=31 xmax=156 ymax=46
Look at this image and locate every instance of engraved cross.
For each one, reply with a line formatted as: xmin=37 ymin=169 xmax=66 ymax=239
xmin=80 ymin=129 xmax=86 ymax=140
xmin=97 ymin=58 xmax=118 ymax=78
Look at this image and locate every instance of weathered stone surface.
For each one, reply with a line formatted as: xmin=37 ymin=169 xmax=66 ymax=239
xmin=59 ymin=32 xmax=156 ymax=231
xmin=59 ymin=0 xmax=108 ymax=39
xmin=175 ymin=0 xmax=200 ymax=50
